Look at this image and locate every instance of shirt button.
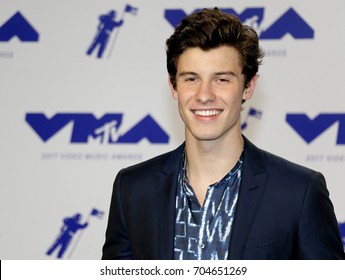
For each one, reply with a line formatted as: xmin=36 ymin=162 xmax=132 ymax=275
xmin=199 ymin=243 xmax=205 ymax=249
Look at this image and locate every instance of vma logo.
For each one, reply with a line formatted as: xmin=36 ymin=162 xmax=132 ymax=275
xmin=26 ymin=113 xmax=169 ymax=144
xmin=165 ymin=7 xmax=314 ymax=40
xmin=0 ymin=11 xmax=39 ymax=42
xmin=286 ymin=113 xmax=345 ymax=145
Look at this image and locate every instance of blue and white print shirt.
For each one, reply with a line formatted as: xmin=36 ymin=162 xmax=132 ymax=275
xmin=174 ymin=152 xmax=243 ymax=260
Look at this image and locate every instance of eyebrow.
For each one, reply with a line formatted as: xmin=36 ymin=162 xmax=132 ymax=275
xmin=214 ymin=71 xmax=237 ymax=77
xmin=178 ymin=71 xmax=197 ymax=77
xmin=178 ymin=71 xmax=237 ymax=77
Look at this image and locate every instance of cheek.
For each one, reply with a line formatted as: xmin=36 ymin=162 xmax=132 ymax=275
xmin=174 ymin=88 xmax=191 ymax=103
xmin=222 ymin=91 xmax=243 ymax=106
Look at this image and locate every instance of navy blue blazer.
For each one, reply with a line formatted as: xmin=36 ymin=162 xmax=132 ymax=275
xmin=102 ymin=138 xmax=345 ymax=259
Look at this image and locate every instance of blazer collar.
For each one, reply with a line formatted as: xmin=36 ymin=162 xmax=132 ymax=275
xmin=228 ymin=136 xmax=269 ymax=259
xmin=156 ymin=143 xmax=185 ymax=259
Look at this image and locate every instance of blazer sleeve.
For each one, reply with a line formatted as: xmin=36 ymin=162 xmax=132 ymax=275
xmin=298 ymin=172 xmax=345 ymax=259
xmin=102 ymin=169 xmax=132 ymax=259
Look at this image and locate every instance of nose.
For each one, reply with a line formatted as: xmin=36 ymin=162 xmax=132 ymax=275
xmin=195 ymin=81 xmax=215 ymax=104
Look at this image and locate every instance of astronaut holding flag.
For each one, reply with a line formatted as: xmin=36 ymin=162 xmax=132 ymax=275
xmin=86 ymin=4 xmax=138 ymax=59
xmin=47 ymin=208 xmax=104 ymax=259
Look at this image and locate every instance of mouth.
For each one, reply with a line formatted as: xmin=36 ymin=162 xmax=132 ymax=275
xmin=192 ymin=109 xmax=223 ymax=117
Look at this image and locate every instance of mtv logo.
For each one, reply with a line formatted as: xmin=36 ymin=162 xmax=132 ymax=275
xmin=0 ymin=11 xmax=39 ymax=42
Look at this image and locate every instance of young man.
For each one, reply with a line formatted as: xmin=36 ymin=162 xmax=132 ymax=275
xmin=102 ymin=8 xmax=345 ymax=260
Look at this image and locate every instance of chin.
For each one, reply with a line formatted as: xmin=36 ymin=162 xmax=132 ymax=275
xmin=193 ymin=133 xmax=222 ymax=142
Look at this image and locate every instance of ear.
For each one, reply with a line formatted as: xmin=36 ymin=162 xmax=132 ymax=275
xmin=242 ymin=74 xmax=258 ymax=101
xmin=168 ymin=75 xmax=178 ymax=100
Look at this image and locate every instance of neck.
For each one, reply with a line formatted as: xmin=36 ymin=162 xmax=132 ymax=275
xmin=184 ymin=132 xmax=244 ymax=205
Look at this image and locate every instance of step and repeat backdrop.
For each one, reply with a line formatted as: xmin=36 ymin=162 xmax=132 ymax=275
xmin=1 ymin=0 xmax=344 ymax=259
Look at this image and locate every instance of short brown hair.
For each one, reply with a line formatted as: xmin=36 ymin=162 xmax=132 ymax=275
xmin=166 ymin=8 xmax=264 ymax=88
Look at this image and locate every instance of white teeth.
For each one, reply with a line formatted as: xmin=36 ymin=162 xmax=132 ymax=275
xmin=194 ymin=110 xmax=221 ymax=116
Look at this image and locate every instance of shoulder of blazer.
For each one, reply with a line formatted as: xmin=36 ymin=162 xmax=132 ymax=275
xmin=243 ymin=136 xmax=316 ymax=178
xmin=120 ymin=143 xmax=185 ymax=178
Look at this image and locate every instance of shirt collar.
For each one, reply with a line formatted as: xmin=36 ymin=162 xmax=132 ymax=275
xmin=180 ymin=149 xmax=244 ymax=192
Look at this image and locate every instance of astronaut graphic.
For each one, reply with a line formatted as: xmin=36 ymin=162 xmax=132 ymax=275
xmin=46 ymin=213 xmax=88 ymax=259
xmin=46 ymin=208 xmax=104 ymax=259
xmin=86 ymin=5 xmax=137 ymax=59
xmin=86 ymin=10 xmax=123 ymax=58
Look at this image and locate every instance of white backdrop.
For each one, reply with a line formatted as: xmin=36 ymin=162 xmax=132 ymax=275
xmin=1 ymin=0 xmax=344 ymax=259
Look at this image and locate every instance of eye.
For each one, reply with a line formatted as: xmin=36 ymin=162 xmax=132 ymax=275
xmin=184 ymin=76 xmax=197 ymax=82
xmin=217 ymin=78 xmax=230 ymax=82
xmin=214 ymin=72 xmax=236 ymax=84
xmin=215 ymin=77 xmax=231 ymax=84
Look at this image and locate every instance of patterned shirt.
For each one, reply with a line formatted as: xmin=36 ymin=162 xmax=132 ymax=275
xmin=174 ymin=151 xmax=243 ymax=260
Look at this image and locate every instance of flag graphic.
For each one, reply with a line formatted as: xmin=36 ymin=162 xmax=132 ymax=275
xmin=90 ymin=208 xmax=105 ymax=219
xmin=248 ymin=108 xmax=262 ymax=119
xmin=125 ymin=4 xmax=138 ymax=15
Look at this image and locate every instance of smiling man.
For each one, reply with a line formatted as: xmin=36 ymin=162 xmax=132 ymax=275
xmin=102 ymin=8 xmax=345 ymax=260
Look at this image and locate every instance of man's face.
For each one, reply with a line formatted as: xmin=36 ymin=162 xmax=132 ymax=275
xmin=170 ymin=46 xmax=256 ymax=143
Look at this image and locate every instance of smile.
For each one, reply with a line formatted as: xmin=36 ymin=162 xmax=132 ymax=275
xmin=192 ymin=109 xmax=223 ymax=116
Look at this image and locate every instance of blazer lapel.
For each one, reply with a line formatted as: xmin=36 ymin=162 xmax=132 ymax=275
xmin=228 ymin=137 xmax=269 ymax=259
xmin=155 ymin=144 xmax=184 ymax=259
